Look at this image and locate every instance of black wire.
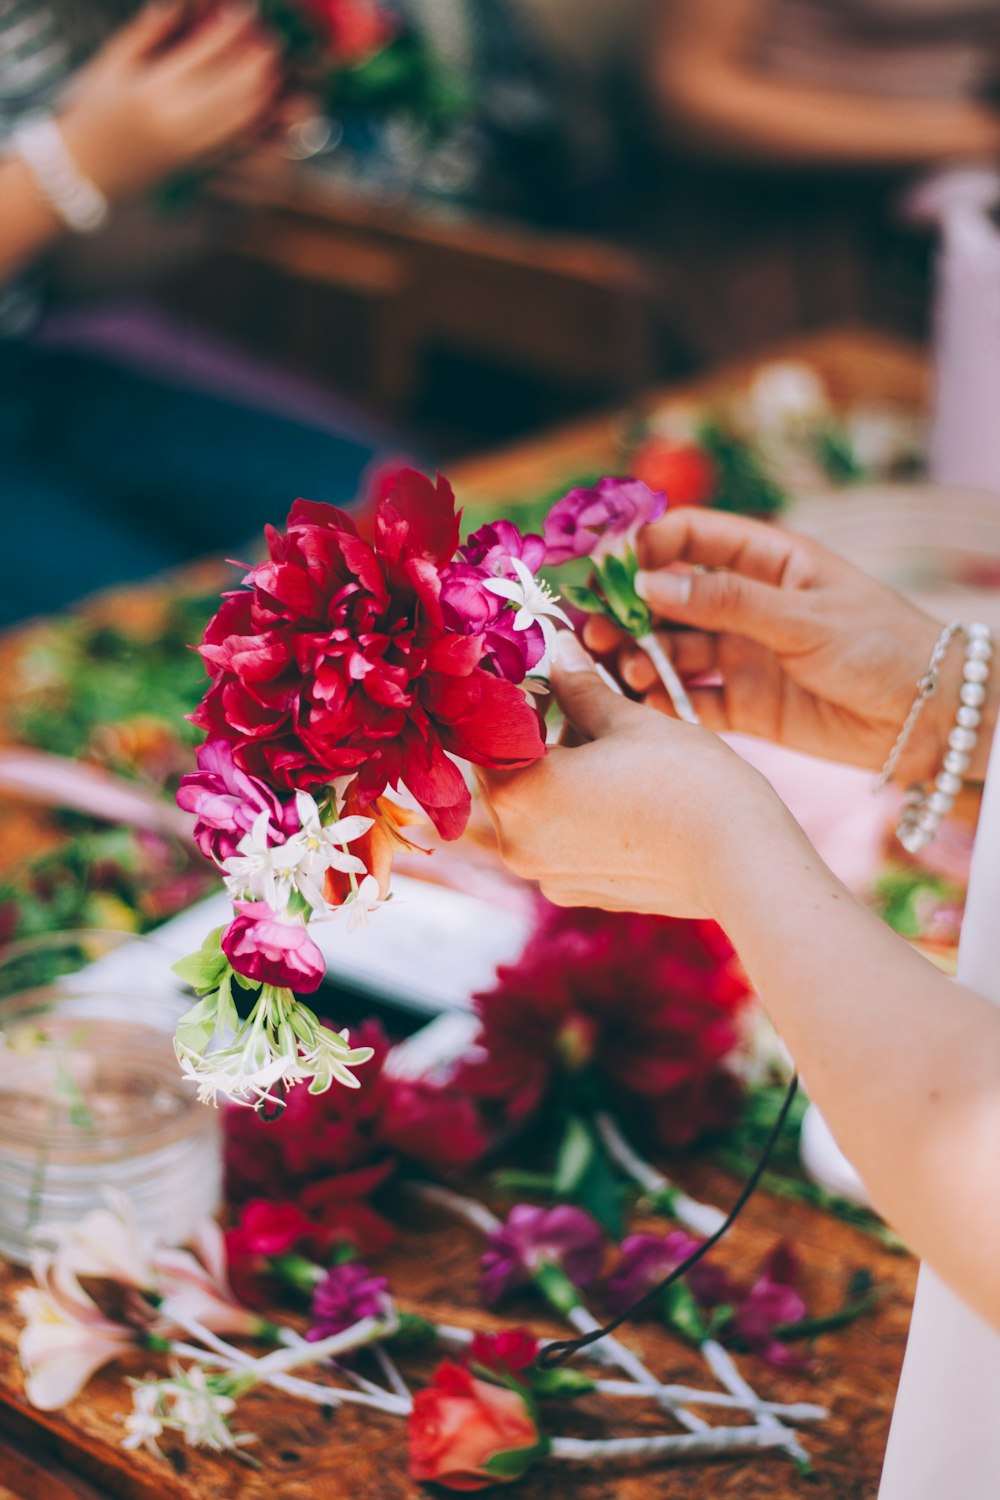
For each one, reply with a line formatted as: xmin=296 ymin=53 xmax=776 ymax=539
xmin=535 ymin=1073 xmax=800 ymax=1370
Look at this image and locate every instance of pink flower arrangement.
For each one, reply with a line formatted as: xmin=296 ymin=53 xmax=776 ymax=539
xmin=172 ymin=470 xmax=560 ymax=1107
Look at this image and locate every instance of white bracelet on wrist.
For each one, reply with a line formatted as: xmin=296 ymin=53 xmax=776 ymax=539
xmin=12 ymin=110 xmax=109 ymax=235
xmin=896 ymin=623 xmax=993 ymax=854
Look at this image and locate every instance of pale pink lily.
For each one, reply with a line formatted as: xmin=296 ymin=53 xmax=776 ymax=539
xmin=35 ymin=1189 xmax=155 ymax=1303
xmin=17 ymin=1265 xmax=140 ymax=1411
xmin=153 ymin=1220 xmax=265 ymax=1339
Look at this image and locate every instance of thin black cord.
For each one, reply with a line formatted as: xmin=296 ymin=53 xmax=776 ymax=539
xmin=535 ymin=1073 xmax=800 ymax=1370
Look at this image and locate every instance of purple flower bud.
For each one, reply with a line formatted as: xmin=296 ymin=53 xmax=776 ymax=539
xmin=481 ymin=1204 xmax=604 ymax=1307
xmin=460 ymin=520 xmax=546 ymax=578
xmin=307 ymin=1262 xmax=391 ymax=1341
xmin=543 ymin=478 xmax=667 ymax=566
xmin=605 ymin=1231 xmax=702 ymax=1315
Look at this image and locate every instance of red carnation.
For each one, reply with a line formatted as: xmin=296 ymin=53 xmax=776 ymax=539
xmin=454 ymin=905 xmax=751 ymax=1149
xmin=190 ymin=473 xmax=545 ymax=841
xmin=224 ymin=1020 xmax=487 ymax=1274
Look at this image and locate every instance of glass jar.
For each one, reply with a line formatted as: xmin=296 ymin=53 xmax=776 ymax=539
xmin=0 ymin=932 xmax=221 ymax=1265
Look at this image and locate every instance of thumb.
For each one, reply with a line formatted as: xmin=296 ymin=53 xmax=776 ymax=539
xmin=551 ymin=632 xmax=638 ymax=740
xmin=635 ymin=567 xmax=799 ymax=653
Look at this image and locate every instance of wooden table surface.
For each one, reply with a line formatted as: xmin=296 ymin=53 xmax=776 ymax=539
xmin=0 ymin=326 xmax=930 ymax=1498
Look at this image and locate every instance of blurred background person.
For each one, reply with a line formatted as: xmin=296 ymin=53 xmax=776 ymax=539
xmin=0 ymin=1 xmax=389 ymax=626
xmin=642 ymin=0 xmax=1000 ymax=362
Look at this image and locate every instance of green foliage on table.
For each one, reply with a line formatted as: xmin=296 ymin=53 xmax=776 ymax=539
xmin=8 ymin=594 xmax=215 ymax=769
xmin=695 ymin=421 xmax=787 ymax=517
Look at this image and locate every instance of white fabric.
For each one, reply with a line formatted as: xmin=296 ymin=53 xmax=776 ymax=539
xmin=879 ymin=718 xmax=1000 ymax=1496
xmin=905 ymin=167 xmax=1000 ymax=494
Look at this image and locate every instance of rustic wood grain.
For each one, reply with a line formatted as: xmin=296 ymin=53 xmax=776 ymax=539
xmin=0 ymin=1161 xmax=916 ymax=1499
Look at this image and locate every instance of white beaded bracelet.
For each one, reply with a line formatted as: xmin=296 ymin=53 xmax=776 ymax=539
xmin=896 ymin=622 xmax=993 ymax=854
xmin=12 ymin=110 xmax=109 ymax=235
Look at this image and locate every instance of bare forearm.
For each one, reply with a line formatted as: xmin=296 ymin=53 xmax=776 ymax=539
xmin=0 ymin=155 xmax=66 ymax=282
xmin=657 ymin=67 xmax=1000 ymax=167
xmin=712 ymin=792 xmax=1000 ymax=1327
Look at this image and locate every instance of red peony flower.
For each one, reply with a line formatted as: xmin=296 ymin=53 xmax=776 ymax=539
xmin=409 ymin=1363 xmax=543 ymax=1491
xmin=454 ymin=905 xmax=751 ymax=1149
xmin=631 ymin=439 xmax=717 ymax=508
xmin=190 ymin=473 xmax=546 ymax=842
xmin=224 ymin=1020 xmax=487 ymax=1267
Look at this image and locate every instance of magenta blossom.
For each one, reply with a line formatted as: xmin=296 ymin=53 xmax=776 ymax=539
xmin=307 ymin=1261 xmax=392 ymax=1341
xmin=438 ymin=564 xmax=546 ymax=684
xmin=176 ymin=738 xmax=294 ymax=863
xmin=607 ymin=1233 xmax=808 ymax=1369
xmin=605 ymin=1230 xmax=702 ymax=1314
xmin=543 ymin=477 xmax=667 ymax=565
xmin=460 ymin=520 xmax=546 ymax=579
xmin=221 ymin=902 xmax=326 ymax=992
xmin=481 ymin=1204 xmax=604 ymax=1307
xmin=727 ymin=1243 xmax=808 ymax=1368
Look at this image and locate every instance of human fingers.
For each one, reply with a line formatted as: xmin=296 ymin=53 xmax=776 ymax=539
xmin=158 ymin=4 xmax=267 ymax=78
xmin=634 ymin=566 xmax=812 ymax=655
xmin=637 ymin=507 xmax=817 ymax=586
xmin=550 ymin=633 xmax=648 ymax=740
xmin=620 ymin=631 xmax=718 ymax=693
xmin=102 ymin=0 xmax=183 ymax=64
xmin=582 ymin=615 xmax=628 ymax=654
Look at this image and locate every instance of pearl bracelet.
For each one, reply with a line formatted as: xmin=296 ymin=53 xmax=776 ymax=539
xmin=12 ymin=111 xmax=109 ymax=235
xmin=896 ymin=622 xmax=993 ymax=854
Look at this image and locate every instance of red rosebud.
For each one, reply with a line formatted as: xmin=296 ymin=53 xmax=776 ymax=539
xmin=468 ymin=1328 xmax=540 ymax=1380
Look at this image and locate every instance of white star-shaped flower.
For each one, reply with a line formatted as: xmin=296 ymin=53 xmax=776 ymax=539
xmin=291 ymin=792 xmax=374 ymax=913
xmin=483 ymin=557 xmax=572 ymax=654
xmin=221 ymin=811 xmax=306 ymax=911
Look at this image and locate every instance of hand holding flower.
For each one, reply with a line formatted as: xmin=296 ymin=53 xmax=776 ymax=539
xmin=477 ymin=633 xmax=789 ymax=923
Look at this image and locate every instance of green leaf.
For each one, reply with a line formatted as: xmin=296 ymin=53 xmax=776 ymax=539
xmin=660 ymin=1280 xmax=709 ymax=1346
xmin=595 ymin=554 xmax=650 ymax=636
xmin=561 ymin=583 xmax=606 ymax=614
xmin=171 ymin=938 xmax=228 ymax=995
xmin=483 ymin=1439 xmax=549 ymax=1479
xmin=530 ymin=1367 xmax=595 ymax=1399
xmin=554 ymin=1114 xmax=594 ymax=1196
xmin=571 ymin=1132 xmax=626 ymax=1238
xmin=533 ymin=1262 xmax=581 ymax=1319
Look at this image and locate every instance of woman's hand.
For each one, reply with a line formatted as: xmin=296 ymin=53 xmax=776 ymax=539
xmin=59 ymin=3 xmax=284 ymax=201
xmin=585 ymin=508 xmax=982 ymax=782
xmin=476 ymin=632 xmax=792 ymax=920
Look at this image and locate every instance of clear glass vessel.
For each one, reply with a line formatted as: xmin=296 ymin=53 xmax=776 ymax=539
xmin=0 ymin=932 xmax=221 ymax=1265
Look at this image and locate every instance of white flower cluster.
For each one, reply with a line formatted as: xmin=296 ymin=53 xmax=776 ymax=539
xmin=123 ymin=1364 xmax=257 ymax=1460
xmin=221 ymin=788 xmax=380 ymax=924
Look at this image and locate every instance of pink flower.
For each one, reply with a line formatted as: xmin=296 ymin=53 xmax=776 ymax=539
xmin=605 ymin=1230 xmax=702 ymax=1314
xmin=468 ymin=1327 xmax=540 ymax=1381
xmin=221 ymin=901 xmax=326 ymax=992
xmin=409 ymin=1362 xmax=542 ymax=1491
xmin=438 ymin=564 xmax=546 ymax=684
xmin=607 ymin=1234 xmax=809 ymax=1369
xmin=460 ymin=520 xmax=546 ymax=578
xmin=727 ymin=1243 xmax=808 ymax=1368
xmin=307 ymin=1262 xmax=391 ymax=1341
xmin=176 ymin=739 xmax=293 ymax=863
xmin=17 ymin=1260 xmax=142 ymax=1411
xmin=481 ymin=1205 xmax=604 ymax=1307
xmin=543 ymin=477 xmax=667 ymax=565
xmin=153 ymin=1220 xmax=262 ymax=1339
